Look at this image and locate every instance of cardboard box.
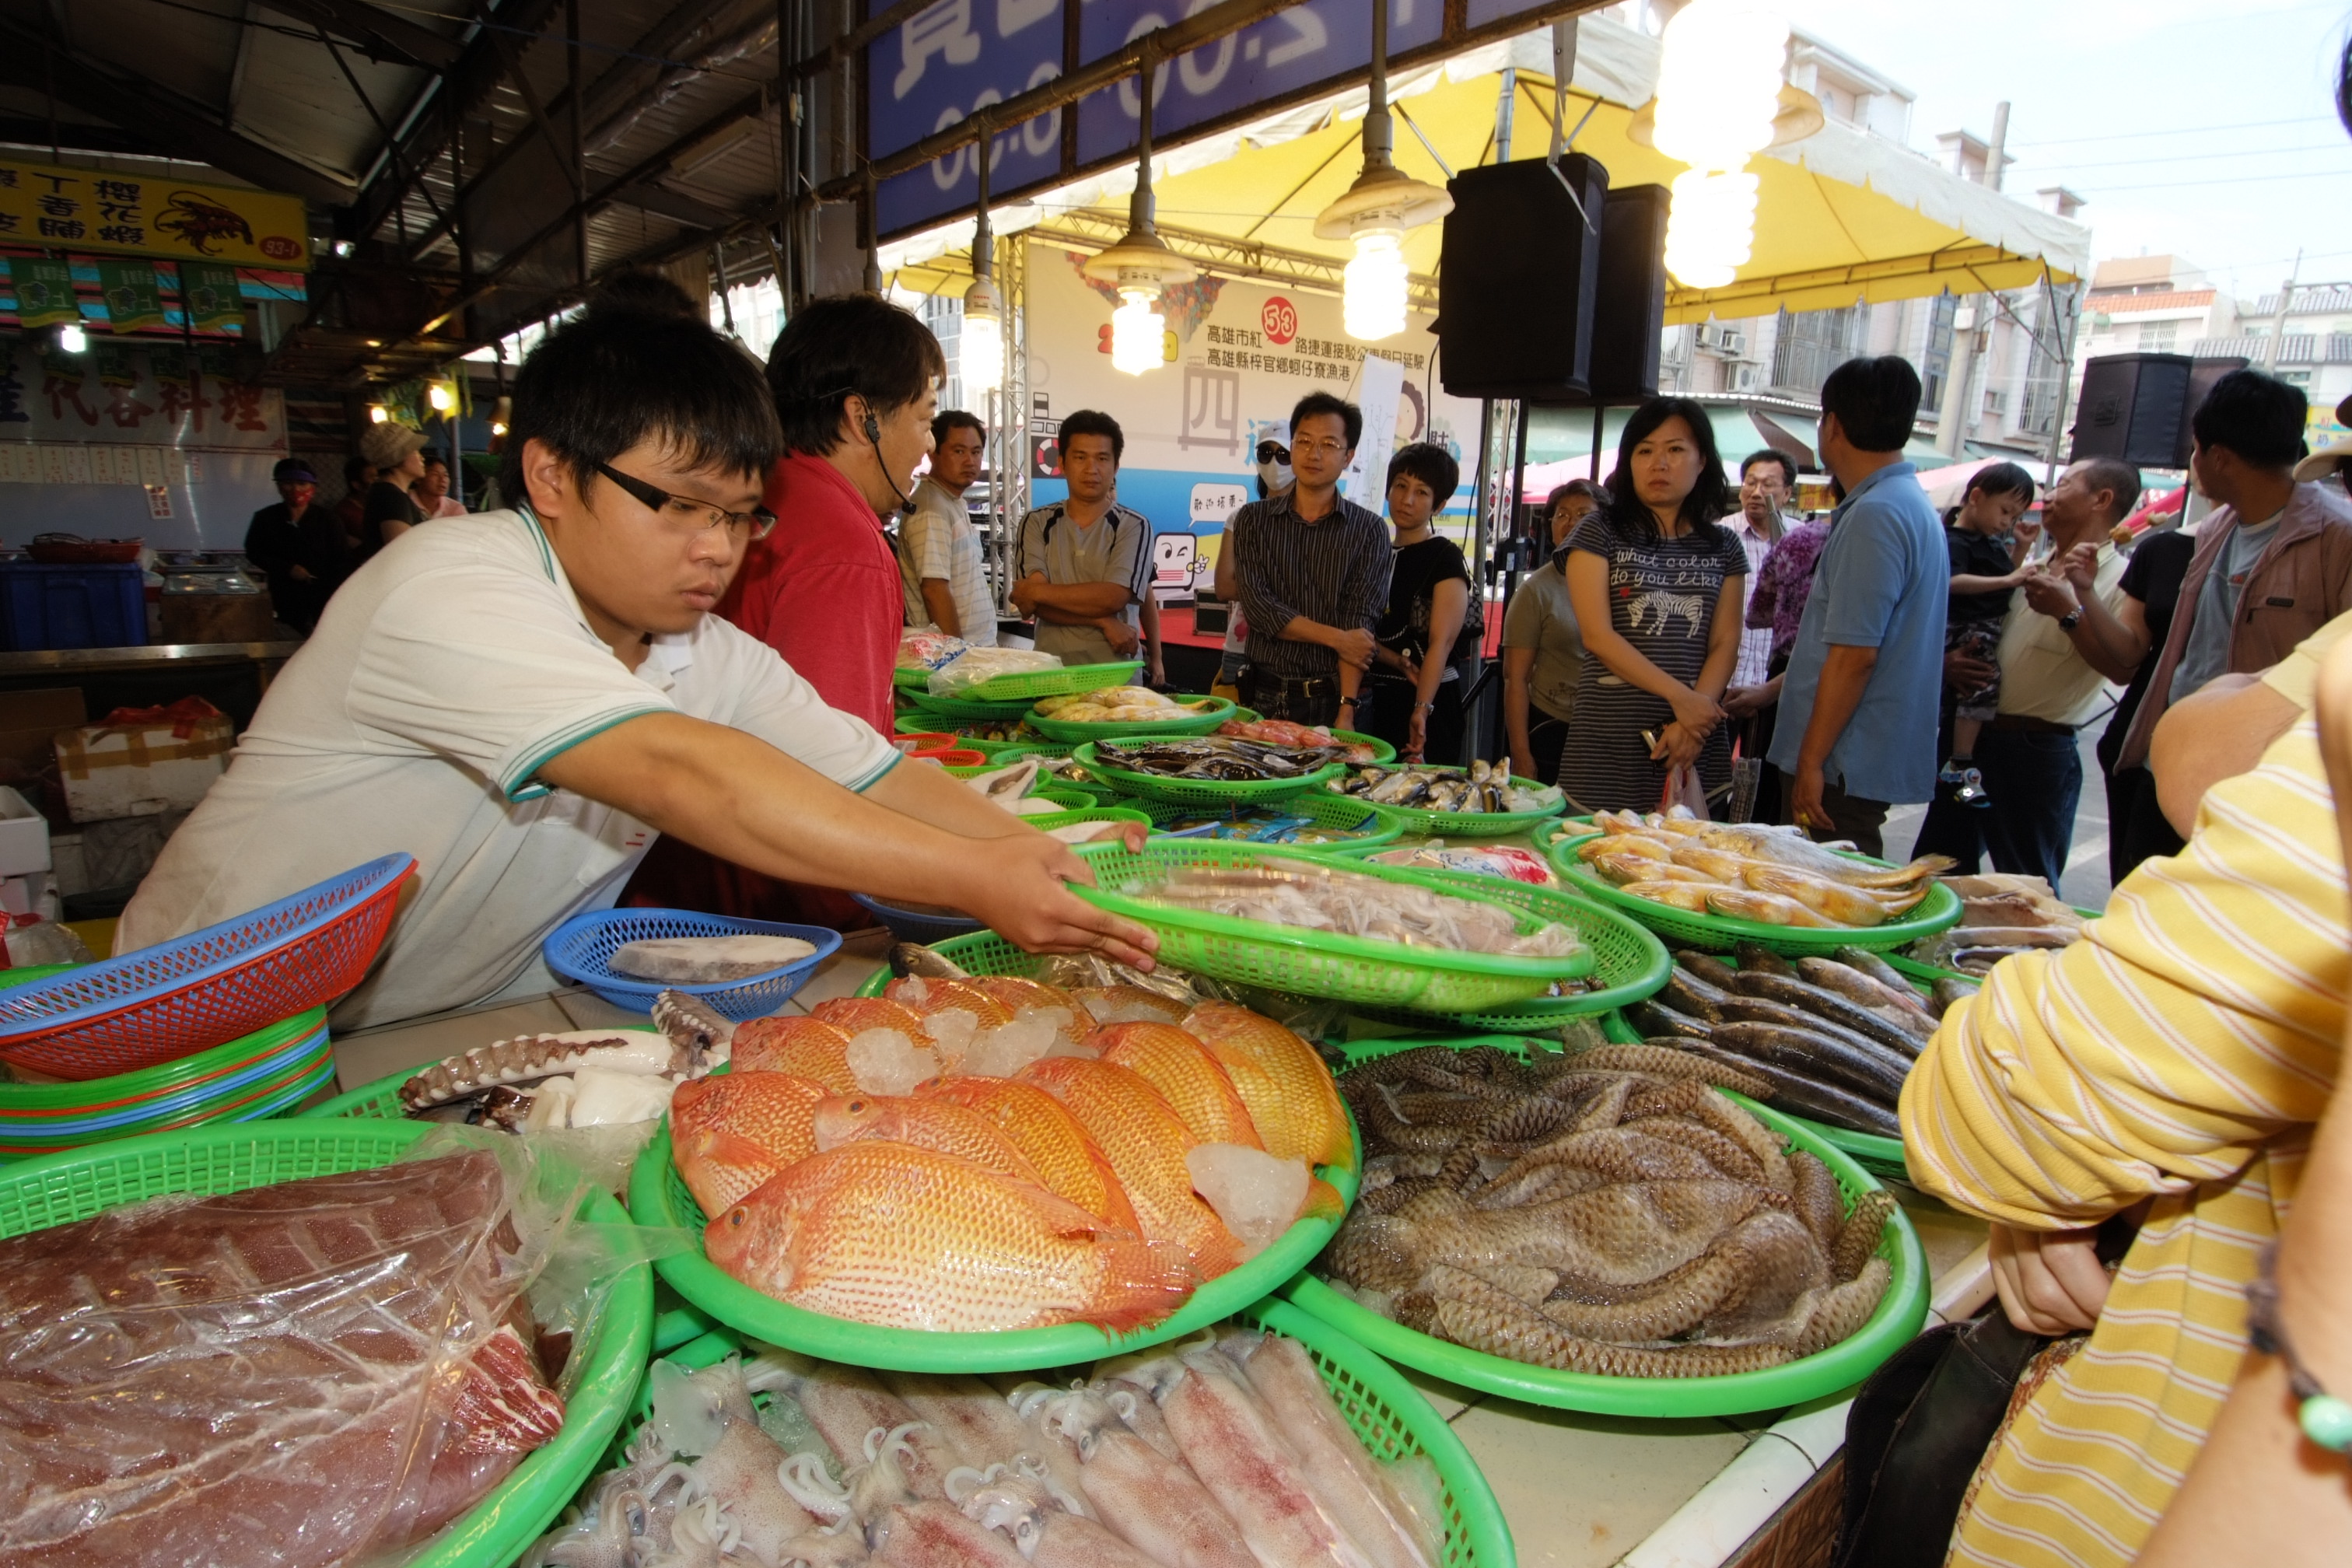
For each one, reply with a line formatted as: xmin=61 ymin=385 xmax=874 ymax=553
xmin=55 ymin=715 xmax=233 ymax=823
xmin=0 ymin=688 xmax=86 ymax=793
xmin=0 ymin=786 xmax=51 ymax=877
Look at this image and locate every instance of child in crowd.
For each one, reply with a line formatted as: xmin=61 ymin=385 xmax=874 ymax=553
xmin=1937 ymin=463 xmax=2040 ymax=805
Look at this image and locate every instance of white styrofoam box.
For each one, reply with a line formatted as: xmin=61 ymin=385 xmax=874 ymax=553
xmin=47 ymin=832 xmax=85 ymax=898
xmin=0 ymin=871 xmax=58 ymax=920
xmin=0 ymin=786 xmax=51 ymax=877
xmin=54 ymin=714 xmax=233 ymax=824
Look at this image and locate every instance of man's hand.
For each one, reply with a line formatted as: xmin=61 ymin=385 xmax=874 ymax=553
xmin=1668 ymin=687 xmax=1724 ymax=733
xmin=2021 ymin=566 xmax=2081 ymax=621
xmin=1989 ymin=1221 xmax=2111 ymax=1335
xmin=1722 ymin=685 xmax=1767 ymax=721
xmin=1101 ymin=618 xmax=1141 ymax=659
xmin=2014 ymin=516 xmax=2042 ymax=551
xmin=1009 ymin=572 xmax=1048 ymax=616
xmin=1328 ymin=626 xmax=1377 ymax=670
xmin=1944 ymin=646 xmax=1999 ymax=693
xmin=2053 ymin=541 xmax=2099 ymax=594
xmin=948 ymin=835 xmax=1159 ymax=970
xmin=1789 ymin=758 xmax=1829 ymax=834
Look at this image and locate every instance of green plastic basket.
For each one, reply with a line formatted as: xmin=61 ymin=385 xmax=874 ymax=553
xmin=903 ymin=688 xmax=1040 ymax=723
xmin=940 ymin=761 xmax=1090 ymax=807
xmin=1024 ymin=805 xmax=1156 ymax=838
xmin=893 ymin=712 xmax=1040 ymax=751
xmin=1066 ymin=838 xmax=1594 ymax=1013
xmin=1138 ymin=792 xmax=1408 ymax=850
xmin=1598 ymin=1008 xmax=1908 ymax=1179
xmin=1211 ymin=714 xmax=1400 ymax=765
xmin=1283 ymin=1033 xmax=1928 ymax=1416
xmin=1075 ymin=740 xmax=1350 ymax=807
xmin=625 ymin=1097 xmax=1360 ymax=1374
xmin=1326 ymin=768 xmax=1568 ymax=838
xmin=0 ymin=1118 xmax=655 ymax=1568
xmin=1549 ymin=826 xmax=1964 ymax=955
xmin=955 ymin=659 xmax=1143 ymax=702
xmin=600 ymin=1300 xmax=1514 ymax=1568
xmin=1025 ymin=695 xmax=1237 ymax=742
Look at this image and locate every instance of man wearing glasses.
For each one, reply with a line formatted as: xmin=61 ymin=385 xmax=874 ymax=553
xmin=117 ymin=282 xmax=1153 ymax=1031
xmin=1225 ymin=392 xmax=1392 ymax=730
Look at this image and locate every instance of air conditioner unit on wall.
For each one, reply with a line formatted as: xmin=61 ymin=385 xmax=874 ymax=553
xmin=1983 ymin=388 xmax=2009 ymax=416
xmin=1716 ymin=328 xmax=1747 ymax=359
xmin=1695 ymin=324 xmax=1724 ymax=350
xmin=1731 ymin=363 xmax=1762 ymax=393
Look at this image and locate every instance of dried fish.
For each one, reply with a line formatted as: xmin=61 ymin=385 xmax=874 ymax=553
xmin=1329 ymin=763 xmax=1558 ymax=817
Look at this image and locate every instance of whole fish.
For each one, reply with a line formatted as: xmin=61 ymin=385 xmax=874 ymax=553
xmin=1741 ymin=864 xmax=1902 ymax=927
xmin=1596 ymin=854 xmax=1714 ymax=886
xmin=1703 ymin=886 xmax=1836 ymax=927
xmin=1675 ymin=966 xmax=1917 ymax=1068
xmin=730 ymin=1015 xmax=863 ymax=1088
xmin=920 ymin=1075 xmax=1143 ymax=1233
xmin=1667 ymin=843 xmax=1755 ymax=882
xmin=706 ymin=1142 xmax=1191 ymax=1333
xmin=1619 ymin=878 xmax=1715 ymax=912
xmin=1627 ymin=998 xmax=1716 ymax=1039
xmin=1181 ymin=1003 xmax=1354 ymax=1169
xmin=1930 ymin=975 xmax=1983 ymax=1017
xmin=1017 ymin=1056 xmax=1244 ymax=1277
xmin=1694 ymin=824 xmax=1953 ymax=888
xmin=1794 ymin=957 xmax=1937 ymax=1034
xmin=670 ymin=1070 xmax=828 ymax=1215
xmin=1671 ymin=1042 xmax=1902 ymax=1139
xmin=1731 ymin=942 xmax=1799 ymax=978
xmin=810 ymin=996 xmax=936 ymax=1041
xmin=1701 ymin=1021 xmax=1909 ymax=1105
xmin=884 ymin=976 xmax=1018 ymax=1027
xmin=1578 ymin=833 xmax=1672 ymax=863
xmin=1717 ymin=968 xmax=1928 ymax=1059
xmin=1832 ymin=945 xmax=1922 ymax=998
xmin=970 ymin=975 xmax=1079 ymax=1013
xmin=1090 ymin=1022 xmax=1263 ymax=1149
xmin=811 ymin=1092 xmax=1049 ymax=1185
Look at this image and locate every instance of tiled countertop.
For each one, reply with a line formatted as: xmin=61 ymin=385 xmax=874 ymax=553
xmin=334 ymin=936 xmax=1993 ymax=1568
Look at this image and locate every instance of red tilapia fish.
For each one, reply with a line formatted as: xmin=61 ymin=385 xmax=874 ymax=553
xmin=0 ymin=1149 xmax=565 ymax=1568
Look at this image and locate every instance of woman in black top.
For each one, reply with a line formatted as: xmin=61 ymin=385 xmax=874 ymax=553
xmin=1559 ymin=397 xmax=1748 ymax=814
xmin=358 ymin=424 xmax=428 ymax=558
xmin=2092 ymin=527 xmax=2199 ymax=881
xmin=1364 ymin=443 xmax=1475 ymax=763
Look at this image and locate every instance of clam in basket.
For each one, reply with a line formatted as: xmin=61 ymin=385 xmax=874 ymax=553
xmin=0 ymin=853 xmax=412 ymax=1080
xmin=542 ymin=910 xmax=841 ymax=1022
xmin=0 ymin=1118 xmax=655 ymax=1568
xmin=1549 ymin=824 xmax=1963 ymax=956
xmin=625 ymin=1087 xmax=1360 ymax=1374
xmin=1064 ymin=838 xmax=1594 ymax=1015
xmin=1281 ymin=1034 xmax=1929 ymax=1417
xmin=1327 ymin=763 xmax=1567 ymax=837
xmin=1074 ymin=738 xmax=1350 ymax=807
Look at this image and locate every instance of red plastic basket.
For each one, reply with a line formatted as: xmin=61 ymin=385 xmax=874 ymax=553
xmin=0 ymin=855 xmax=414 ymax=1079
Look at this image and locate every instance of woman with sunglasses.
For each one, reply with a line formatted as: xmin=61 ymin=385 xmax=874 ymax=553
xmin=116 ymin=280 xmax=1155 ymax=1033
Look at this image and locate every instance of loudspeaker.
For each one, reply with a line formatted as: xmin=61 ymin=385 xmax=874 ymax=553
xmin=2070 ymin=353 xmax=2193 ymax=467
xmin=1438 ymin=155 xmax=1608 ymax=400
xmin=2175 ymin=355 xmax=2252 ymax=467
xmin=1585 ymin=183 xmax=1671 ymax=404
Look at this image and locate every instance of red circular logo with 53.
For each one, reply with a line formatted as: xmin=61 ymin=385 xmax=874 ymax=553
xmin=1261 ymin=296 xmax=1297 ymax=345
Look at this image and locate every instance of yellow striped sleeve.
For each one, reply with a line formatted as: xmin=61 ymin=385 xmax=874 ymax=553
xmin=1902 ymin=718 xmax=2346 ymax=1230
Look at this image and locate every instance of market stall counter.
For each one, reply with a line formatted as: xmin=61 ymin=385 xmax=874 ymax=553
xmin=324 ymin=931 xmax=1993 ymax=1568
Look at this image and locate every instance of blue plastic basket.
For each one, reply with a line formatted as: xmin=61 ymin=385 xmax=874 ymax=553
xmin=0 ymin=853 xmax=413 ymax=1080
xmin=846 ymin=892 xmax=982 ymax=946
xmin=542 ymin=909 xmax=842 ymax=1020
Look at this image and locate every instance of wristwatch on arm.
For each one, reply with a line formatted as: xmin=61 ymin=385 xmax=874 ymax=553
xmin=2058 ymin=606 xmax=2084 ymax=632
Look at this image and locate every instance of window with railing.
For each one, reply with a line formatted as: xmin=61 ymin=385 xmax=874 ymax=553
xmin=1771 ymin=306 xmax=1867 ymax=395
xmin=1918 ymin=296 xmax=1958 ymax=410
xmin=2018 ymin=289 xmax=2078 ymax=440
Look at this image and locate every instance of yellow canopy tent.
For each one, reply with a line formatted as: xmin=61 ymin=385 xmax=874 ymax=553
xmin=882 ymin=18 xmax=2088 ymax=320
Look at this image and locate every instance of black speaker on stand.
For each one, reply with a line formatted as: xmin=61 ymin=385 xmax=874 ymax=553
xmin=1585 ymin=183 xmax=1672 ymax=403
xmin=1437 ymin=156 xmax=1609 ymax=400
xmin=2071 ymin=353 xmax=2193 ymax=467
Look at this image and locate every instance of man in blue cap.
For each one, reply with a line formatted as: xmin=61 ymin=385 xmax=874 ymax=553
xmin=244 ymin=457 xmax=324 ymax=631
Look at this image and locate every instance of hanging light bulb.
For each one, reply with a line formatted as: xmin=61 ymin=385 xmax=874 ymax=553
xmin=1645 ymin=0 xmax=1788 ymax=292
xmin=1083 ymin=59 xmax=1193 ymax=376
xmin=1110 ymin=287 xmax=1166 ymax=376
xmin=427 ymin=383 xmax=454 ymax=413
xmin=1314 ymin=0 xmax=1447 ymax=342
xmin=54 ymin=322 xmax=86 ymax=355
xmin=1662 ymin=168 xmax=1760 ymax=289
xmin=961 ymin=136 xmax=1006 ymax=398
xmin=1342 ymin=228 xmax=1409 ymax=342
xmin=368 ymin=404 xmax=389 ymax=424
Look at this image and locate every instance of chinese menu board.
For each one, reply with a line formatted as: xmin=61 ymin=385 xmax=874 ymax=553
xmin=0 ymin=159 xmax=310 ymax=271
xmin=0 ymin=334 xmax=286 ymax=452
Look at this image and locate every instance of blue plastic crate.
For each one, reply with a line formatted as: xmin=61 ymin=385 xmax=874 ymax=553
xmin=542 ymin=909 xmax=842 ymax=1020
xmin=0 ymin=562 xmax=146 ymax=652
xmin=847 ymin=891 xmax=983 ymax=947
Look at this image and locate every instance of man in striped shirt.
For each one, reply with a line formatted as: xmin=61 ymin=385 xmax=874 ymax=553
xmin=1902 ymin=628 xmax=2347 ymax=1566
xmin=1012 ymin=409 xmax=1153 ymax=667
xmin=1227 ymin=391 xmax=1393 ymax=730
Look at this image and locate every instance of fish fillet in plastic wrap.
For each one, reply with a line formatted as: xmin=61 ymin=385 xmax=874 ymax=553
xmin=0 ymin=1146 xmax=569 ymax=1568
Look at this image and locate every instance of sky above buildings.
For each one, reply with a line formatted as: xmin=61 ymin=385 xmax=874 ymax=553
xmin=1783 ymin=0 xmax=2352 ymax=299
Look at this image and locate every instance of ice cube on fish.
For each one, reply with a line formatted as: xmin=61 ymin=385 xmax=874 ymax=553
xmin=566 ymin=1064 xmax=681 ymax=1126
xmin=1185 ymin=1143 xmax=1310 ymax=1256
xmin=609 ymin=933 xmax=818 ymax=983
xmin=846 ymin=1027 xmax=940 ymax=1096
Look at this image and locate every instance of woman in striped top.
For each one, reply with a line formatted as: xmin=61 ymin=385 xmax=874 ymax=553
xmin=1902 ymin=678 xmax=2346 ymax=1566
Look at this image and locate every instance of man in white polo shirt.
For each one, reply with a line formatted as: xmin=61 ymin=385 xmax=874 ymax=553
xmin=119 ymin=281 xmax=1150 ymax=1029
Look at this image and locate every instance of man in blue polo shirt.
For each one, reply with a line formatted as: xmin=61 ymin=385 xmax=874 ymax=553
xmin=1768 ymin=355 xmax=1948 ymax=858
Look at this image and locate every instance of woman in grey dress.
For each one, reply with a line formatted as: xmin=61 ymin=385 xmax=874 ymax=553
xmin=1558 ymin=397 xmax=1748 ymax=816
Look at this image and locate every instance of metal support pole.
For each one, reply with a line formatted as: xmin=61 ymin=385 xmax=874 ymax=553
xmin=568 ymin=0 xmax=586 ymax=288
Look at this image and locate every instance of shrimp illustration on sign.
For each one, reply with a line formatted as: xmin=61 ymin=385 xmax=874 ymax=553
xmin=156 ymin=191 xmax=254 ymax=256
xmin=1626 ymin=590 xmax=1707 ymax=637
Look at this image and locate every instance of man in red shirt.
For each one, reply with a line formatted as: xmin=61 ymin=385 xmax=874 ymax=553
xmin=627 ymin=292 xmax=942 ymax=926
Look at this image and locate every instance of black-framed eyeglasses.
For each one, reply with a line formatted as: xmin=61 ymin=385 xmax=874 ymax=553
xmin=1256 ymin=440 xmax=1290 ymax=465
xmin=593 ymin=461 xmax=777 ymax=541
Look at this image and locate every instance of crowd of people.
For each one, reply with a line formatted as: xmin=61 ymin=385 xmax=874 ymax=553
xmin=241 ymin=425 xmax=471 ymax=633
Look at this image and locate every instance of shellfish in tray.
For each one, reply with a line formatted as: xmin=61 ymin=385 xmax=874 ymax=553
xmin=397 ymin=989 xmax=736 ymax=1132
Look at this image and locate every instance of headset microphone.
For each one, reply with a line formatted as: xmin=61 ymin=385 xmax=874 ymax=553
xmin=862 ymin=406 xmax=915 ymax=514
